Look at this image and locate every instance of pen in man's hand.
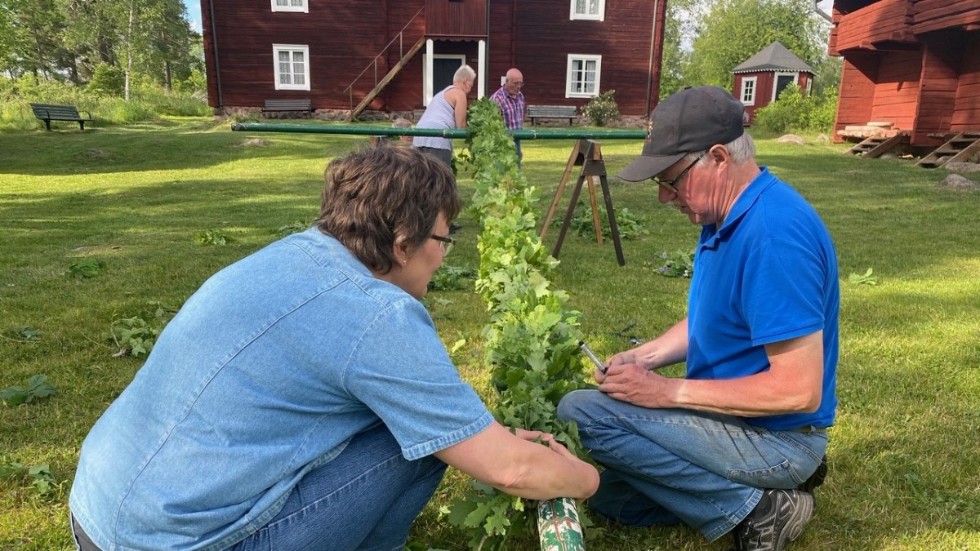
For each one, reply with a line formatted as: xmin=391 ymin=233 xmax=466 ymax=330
xmin=578 ymin=341 xmax=607 ymax=374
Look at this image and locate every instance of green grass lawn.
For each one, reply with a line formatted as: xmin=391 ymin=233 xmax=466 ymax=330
xmin=1 ymin=119 xmax=978 ymax=550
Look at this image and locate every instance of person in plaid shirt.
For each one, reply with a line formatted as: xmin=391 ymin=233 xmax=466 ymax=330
xmin=490 ymin=68 xmax=526 ymax=165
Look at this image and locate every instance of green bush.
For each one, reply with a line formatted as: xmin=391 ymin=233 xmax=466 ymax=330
xmin=581 ymin=89 xmax=621 ymax=126
xmin=753 ymin=83 xmax=837 ymax=134
xmin=87 ymin=64 xmax=126 ymax=97
xmin=174 ymin=68 xmax=208 ymax=97
xmin=806 ymin=86 xmax=838 ymax=132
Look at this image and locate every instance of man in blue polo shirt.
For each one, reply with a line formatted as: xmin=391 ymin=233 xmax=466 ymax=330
xmin=558 ymin=86 xmax=839 ymax=551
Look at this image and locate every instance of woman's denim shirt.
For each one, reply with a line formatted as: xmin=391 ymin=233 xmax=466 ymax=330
xmin=69 ymin=229 xmax=492 ymax=550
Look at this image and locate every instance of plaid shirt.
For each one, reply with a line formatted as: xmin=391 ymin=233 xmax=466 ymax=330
xmin=490 ymin=87 xmax=526 ymax=130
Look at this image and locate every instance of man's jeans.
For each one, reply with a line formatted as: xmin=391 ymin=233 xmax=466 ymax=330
xmin=229 ymin=423 xmax=446 ymax=551
xmin=557 ymin=389 xmax=827 ymax=542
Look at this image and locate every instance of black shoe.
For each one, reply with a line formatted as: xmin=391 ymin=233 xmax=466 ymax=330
xmin=797 ymin=456 xmax=828 ymax=493
xmin=732 ymin=489 xmax=814 ymax=551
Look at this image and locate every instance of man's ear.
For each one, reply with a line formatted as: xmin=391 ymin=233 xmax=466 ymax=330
xmin=708 ymin=143 xmax=731 ymax=165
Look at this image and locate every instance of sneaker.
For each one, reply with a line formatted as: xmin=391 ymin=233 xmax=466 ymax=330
xmin=797 ymin=456 xmax=828 ymax=493
xmin=732 ymin=489 xmax=814 ymax=551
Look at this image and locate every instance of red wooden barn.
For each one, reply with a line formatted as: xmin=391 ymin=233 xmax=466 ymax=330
xmin=828 ymin=0 xmax=980 ymax=165
xmin=200 ymin=0 xmax=668 ymax=119
xmin=732 ymin=41 xmax=815 ymax=126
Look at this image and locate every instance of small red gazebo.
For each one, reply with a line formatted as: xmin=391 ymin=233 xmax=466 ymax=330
xmin=732 ymin=41 xmax=815 ymax=125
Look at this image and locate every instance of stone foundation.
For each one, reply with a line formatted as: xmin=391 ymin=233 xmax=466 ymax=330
xmin=213 ymin=107 xmax=649 ymax=128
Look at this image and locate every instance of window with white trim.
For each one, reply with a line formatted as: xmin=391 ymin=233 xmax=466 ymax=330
xmin=273 ymin=45 xmax=310 ymax=91
xmin=570 ymin=0 xmax=605 ymax=21
xmin=566 ymin=54 xmax=601 ymax=98
xmin=772 ymin=72 xmax=799 ymax=102
xmin=271 ymin=0 xmax=307 ymax=13
xmin=740 ymin=76 xmax=757 ymax=105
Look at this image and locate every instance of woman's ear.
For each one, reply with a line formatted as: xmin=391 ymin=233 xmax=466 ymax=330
xmin=392 ymin=236 xmax=411 ymax=267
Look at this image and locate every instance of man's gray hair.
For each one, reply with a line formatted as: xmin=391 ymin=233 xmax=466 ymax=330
xmin=685 ymin=132 xmax=756 ymax=166
xmin=454 ymin=64 xmax=477 ymax=84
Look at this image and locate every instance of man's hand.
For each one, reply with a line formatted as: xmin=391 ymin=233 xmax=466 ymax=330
xmin=597 ymin=362 xmax=679 ymax=408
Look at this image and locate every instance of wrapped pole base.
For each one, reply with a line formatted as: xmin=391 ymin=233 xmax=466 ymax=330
xmin=537 ymin=497 xmax=585 ymax=550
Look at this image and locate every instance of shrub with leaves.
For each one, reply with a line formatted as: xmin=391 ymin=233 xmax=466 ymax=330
xmin=581 ymin=90 xmax=621 ymax=127
xmin=448 ymin=99 xmax=592 ymax=549
xmin=1 ymin=374 xmax=56 ymax=406
xmin=753 ymin=84 xmax=838 ymax=134
xmin=87 ymin=63 xmax=126 ymax=97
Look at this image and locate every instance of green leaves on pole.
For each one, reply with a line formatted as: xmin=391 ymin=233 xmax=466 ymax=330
xmin=443 ymin=98 xmax=591 ymax=549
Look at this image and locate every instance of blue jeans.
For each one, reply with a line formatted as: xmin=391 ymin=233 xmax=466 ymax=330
xmin=229 ymin=423 xmax=446 ymax=551
xmin=557 ymin=390 xmax=827 ymax=542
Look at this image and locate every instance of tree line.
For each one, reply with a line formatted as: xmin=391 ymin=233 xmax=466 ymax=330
xmin=0 ymin=0 xmax=203 ymax=98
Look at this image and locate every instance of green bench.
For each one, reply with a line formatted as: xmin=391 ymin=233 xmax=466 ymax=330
xmin=261 ymin=99 xmax=313 ymax=115
xmin=527 ymin=105 xmax=577 ymax=126
xmin=30 ymin=103 xmax=93 ymax=131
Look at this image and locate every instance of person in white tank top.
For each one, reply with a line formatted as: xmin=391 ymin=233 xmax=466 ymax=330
xmin=413 ymin=64 xmax=476 ymax=166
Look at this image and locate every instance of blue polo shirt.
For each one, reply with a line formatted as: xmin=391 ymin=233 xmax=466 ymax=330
xmin=687 ymin=168 xmax=839 ymax=430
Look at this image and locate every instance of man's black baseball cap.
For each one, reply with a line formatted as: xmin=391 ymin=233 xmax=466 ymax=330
xmin=618 ymin=86 xmax=745 ymax=182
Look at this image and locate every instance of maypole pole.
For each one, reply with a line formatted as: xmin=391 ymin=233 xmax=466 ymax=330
xmin=537 ymin=497 xmax=586 ymax=550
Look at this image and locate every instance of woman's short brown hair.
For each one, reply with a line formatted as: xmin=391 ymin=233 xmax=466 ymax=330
xmin=316 ymin=146 xmax=460 ymax=274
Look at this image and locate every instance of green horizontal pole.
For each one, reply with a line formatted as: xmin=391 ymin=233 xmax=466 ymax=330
xmin=231 ymin=122 xmax=646 ymax=140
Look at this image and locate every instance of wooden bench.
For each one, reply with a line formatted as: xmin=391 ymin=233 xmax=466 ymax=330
xmin=261 ymin=99 xmax=313 ymax=115
xmin=527 ymin=105 xmax=577 ymax=126
xmin=30 ymin=103 xmax=93 ymax=131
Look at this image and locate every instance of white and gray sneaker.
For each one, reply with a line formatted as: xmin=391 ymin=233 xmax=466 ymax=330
xmin=732 ymin=489 xmax=814 ymax=551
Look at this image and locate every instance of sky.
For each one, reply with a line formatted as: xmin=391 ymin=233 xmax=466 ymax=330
xmin=184 ymin=0 xmax=202 ymax=33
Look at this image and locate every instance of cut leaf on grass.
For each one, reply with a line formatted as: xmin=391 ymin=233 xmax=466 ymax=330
xmin=848 ymin=267 xmax=878 ymax=285
xmin=67 ymin=258 xmax=105 ymax=278
xmin=194 ymin=229 xmax=231 ymax=245
xmin=3 ymin=326 xmax=41 ymax=341
xmin=0 ymin=374 xmax=56 ymax=406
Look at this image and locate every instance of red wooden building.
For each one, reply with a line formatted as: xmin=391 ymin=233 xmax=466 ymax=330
xmin=200 ymin=0 xmax=668 ymax=119
xmin=828 ymin=0 xmax=980 ymax=163
xmin=732 ymin=41 xmax=815 ymax=126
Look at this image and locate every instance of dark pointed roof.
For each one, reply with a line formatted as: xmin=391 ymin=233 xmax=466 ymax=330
xmin=733 ymin=41 xmax=814 ymax=74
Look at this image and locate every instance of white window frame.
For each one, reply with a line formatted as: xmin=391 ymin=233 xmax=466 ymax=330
xmin=273 ymin=44 xmax=310 ymax=91
xmin=566 ymin=54 xmax=602 ymax=98
xmin=271 ymin=0 xmax=308 ymax=13
xmin=771 ymin=71 xmax=800 ymax=102
xmin=740 ymin=76 xmax=757 ymax=106
xmin=570 ymin=0 xmax=605 ymax=21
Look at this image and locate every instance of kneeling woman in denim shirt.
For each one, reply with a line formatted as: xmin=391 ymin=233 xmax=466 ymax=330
xmin=69 ymin=146 xmax=599 ymax=551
